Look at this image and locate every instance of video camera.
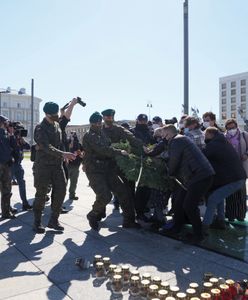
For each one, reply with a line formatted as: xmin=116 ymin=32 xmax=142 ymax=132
xmin=164 ymin=117 xmax=178 ymax=125
xmin=61 ymin=97 xmax=86 ymax=111
xmin=8 ymin=121 xmax=28 ymax=137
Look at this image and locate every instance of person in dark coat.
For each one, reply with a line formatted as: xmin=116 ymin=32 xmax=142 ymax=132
xmin=132 ymin=114 xmax=156 ymax=221
xmin=162 ymin=125 xmax=215 ymax=242
xmin=202 ymin=127 xmax=246 ymax=230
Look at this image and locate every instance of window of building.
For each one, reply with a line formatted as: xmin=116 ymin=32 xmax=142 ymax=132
xmin=241 ymin=87 xmax=246 ymax=94
xmin=222 ymin=98 xmax=226 ymax=104
xmin=241 ymin=103 xmax=246 ymax=110
xmin=231 ymin=105 xmax=236 ymax=111
xmin=17 ymin=103 xmax=21 ymax=108
xmin=231 ymin=81 xmax=236 ymax=88
xmin=222 ymin=91 xmax=226 ymax=97
xmin=241 ymin=79 xmax=246 ymax=86
xmin=231 ymin=97 xmax=236 ymax=103
xmin=231 ymin=89 xmax=236 ymax=95
xmin=221 ymin=83 xmax=226 ymax=89
xmin=222 ymin=106 xmax=226 ymax=112
xmin=2 ymin=110 xmax=9 ymax=118
xmin=222 ymin=113 xmax=227 ymax=120
xmin=231 ymin=112 xmax=236 ymax=118
xmin=3 ymin=102 xmax=7 ymax=108
xmin=241 ymin=95 xmax=246 ymax=102
xmin=16 ymin=112 xmax=22 ymax=121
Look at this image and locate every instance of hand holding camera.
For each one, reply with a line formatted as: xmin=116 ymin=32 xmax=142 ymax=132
xmin=61 ymin=97 xmax=86 ymax=111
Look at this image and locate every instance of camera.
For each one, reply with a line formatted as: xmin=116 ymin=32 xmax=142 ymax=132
xmin=164 ymin=117 xmax=178 ymax=125
xmin=9 ymin=122 xmax=28 ymax=137
xmin=61 ymin=97 xmax=86 ymax=111
xmin=76 ymin=97 xmax=86 ymax=107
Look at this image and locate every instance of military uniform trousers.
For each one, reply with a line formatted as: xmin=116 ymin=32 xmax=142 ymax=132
xmin=0 ymin=163 xmax=12 ymax=216
xmin=33 ymin=164 xmax=66 ymax=218
xmin=86 ymin=167 xmax=135 ymax=223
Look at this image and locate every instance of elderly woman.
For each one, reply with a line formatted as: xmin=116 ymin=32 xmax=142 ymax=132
xmin=225 ymin=118 xmax=248 ymax=222
xmin=184 ymin=116 xmax=205 ymax=150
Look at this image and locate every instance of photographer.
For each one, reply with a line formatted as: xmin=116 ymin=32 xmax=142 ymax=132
xmin=0 ymin=115 xmax=15 ymax=219
xmin=8 ymin=122 xmax=32 ymax=211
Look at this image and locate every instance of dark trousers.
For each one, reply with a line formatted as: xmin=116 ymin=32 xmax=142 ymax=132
xmin=173 ymin=176 xmax=213 ymax=236
xmin=12 ymin=163 xmax=28 ymax=204
xmin=0 ymin=163 xmax=12 ymax=215
xmin=135 ymin=186 xmax=151 ymax=217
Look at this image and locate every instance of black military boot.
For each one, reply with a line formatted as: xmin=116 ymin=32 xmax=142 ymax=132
xmin=33 ymin=210 xmax=45 ymax=234
xmin=122 ymin=220 xmax=141 ymax=229
xmin=87 ymin=212 xmax=99 ymax=231
xmin=47 ymin=215 xmax=64 ymax=231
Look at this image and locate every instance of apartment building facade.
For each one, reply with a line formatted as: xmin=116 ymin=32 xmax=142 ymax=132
xmin=219 ymin=72 xmax=248 ymax=128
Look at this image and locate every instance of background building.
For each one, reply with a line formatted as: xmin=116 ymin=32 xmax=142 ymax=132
xmin=0 ymin=87 xmax=42 ymax=141
xmin=219 ymin=72 xmax=248 ymax=128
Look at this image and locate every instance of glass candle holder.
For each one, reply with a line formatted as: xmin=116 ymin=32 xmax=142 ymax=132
xmin=112 ymin=274 xmax=123 ymax=294
xmin=148 ymin=284 xmax=159 ymax=300
xmin=140 ymin=279 xmax=151 ymax=298
xmin=158 ymin=289 xmax=168 ymax=300
xmin=121 ymin=265 xmax=130 ymax=284
xmin=130 ymin=275 xmax=140 ymax=296
xmin=95 ymin=262 xmax=105 ymax=279
xmin=93 ymin=254 xmax=102 ymax=267
xmin=102 ymin=257 xmax=111 ymax=272
xmin=108 ymin=264 xmax=117 ymax=281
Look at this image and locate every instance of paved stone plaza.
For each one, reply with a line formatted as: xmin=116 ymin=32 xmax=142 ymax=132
xmin=0 ymin=160 xmax=247 ymax=300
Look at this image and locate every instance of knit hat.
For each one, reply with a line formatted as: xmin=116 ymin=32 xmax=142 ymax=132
xmin=43 ymin=102 xmax=59 ymax=114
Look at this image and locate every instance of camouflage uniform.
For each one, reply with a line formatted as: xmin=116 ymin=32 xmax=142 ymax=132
xmin=33 ymin=118 xmax=66 ymax=225
xmin=83 ymin=127 xmax=136 ymax=224
xmin=102 ymin=124 xmax=143 ymax=153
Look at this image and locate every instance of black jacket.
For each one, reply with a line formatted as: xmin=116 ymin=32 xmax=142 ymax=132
xmin=132 ymin=124 xmax=155 ymax=145
xmin=203 ymin=132 xmax=246 ymax=189
xmin=168 ymin=134 xmax=215 ymax=187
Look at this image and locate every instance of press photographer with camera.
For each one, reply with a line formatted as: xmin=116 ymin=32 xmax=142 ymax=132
xmin=0 ymin=115 xmax=16 ymax=219
xmin=7 ymin=122 xmax=32 ymax=211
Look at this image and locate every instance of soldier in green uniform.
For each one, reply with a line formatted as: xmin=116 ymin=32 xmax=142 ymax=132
xmin=101 ymin=109 xmax=143 ymax=153
xmin=101 ymin=109 xmax=144 ymax=211
xmin=33 ymin=102 xmax=76 ymax=233
xmin=83 ymin=112 xmax=140 ymax=231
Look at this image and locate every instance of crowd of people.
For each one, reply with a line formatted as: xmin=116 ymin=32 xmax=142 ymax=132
xmin=0 ymin=100 xmax=247 ymax=244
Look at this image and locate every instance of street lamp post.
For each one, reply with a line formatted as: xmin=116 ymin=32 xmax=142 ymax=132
xmin=147 ymin=101 xmax=153 ymax=121
xmin=183 ymin=0 xmax=189 ymax=115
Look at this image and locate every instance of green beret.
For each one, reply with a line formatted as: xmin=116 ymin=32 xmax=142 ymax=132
xmin=43 ymin=102 xmax=59 ymax=114
xmin=101 ymin=109 xmax=115 ymax=117
xmin=89 ymin=111 xmax=102 ymax=123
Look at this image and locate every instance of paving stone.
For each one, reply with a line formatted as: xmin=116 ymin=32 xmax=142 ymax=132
xmin=1 ymin=159 xmax=247 ymax=299
xmin=5 ymin=285 xmax=70 ymax=300
xmin=0 ymin=262 xmax=51 ymax=299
